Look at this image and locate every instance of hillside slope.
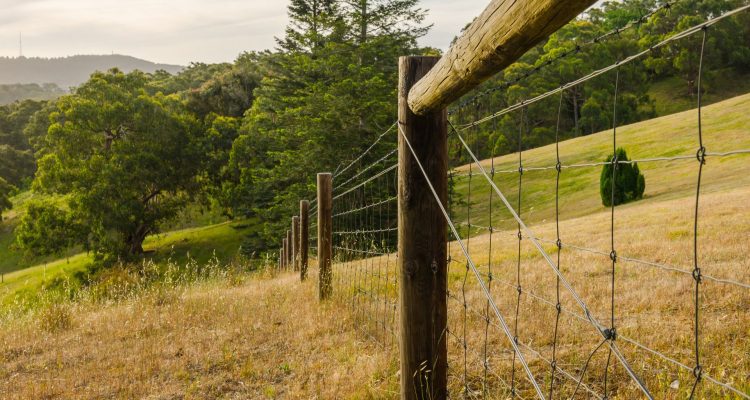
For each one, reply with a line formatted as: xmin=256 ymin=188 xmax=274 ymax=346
xmin=0 ymin=55 xmax=183 ymax=90
xmin=452 ymin=91 xmax=750 ymax=232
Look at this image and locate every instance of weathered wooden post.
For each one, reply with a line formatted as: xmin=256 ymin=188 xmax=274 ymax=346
xmin=292 ymin=216 xmax=300 ymax=272
xmin=317 ymin=173 xmax=333 ymax=300
xmin=281 ymin=240 xmax=287 ymax=270
xmin=300 ymin=200 xmax=310 ymax=281
xmin=398 ymin=56 xmax=448 ymax=400
xmin=286 ymin=230 xmax=292 ymax=269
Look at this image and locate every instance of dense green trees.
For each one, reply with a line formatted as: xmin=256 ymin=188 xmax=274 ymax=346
xmin=640 ymin=0 xmax=750 ymax=95
xmin=0 ymin=100 xmax=47 ymax=187
xmin=221 ymin=0 xmax=430 ymax=248
xmin=29 ymin=70 xmax=205 ymax=259
xmin=449 ymin=0 xmax=750 ymax=164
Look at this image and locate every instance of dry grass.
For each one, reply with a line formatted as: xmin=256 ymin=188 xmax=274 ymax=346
xmin=0 ymin=272 xmax=399 ymax=399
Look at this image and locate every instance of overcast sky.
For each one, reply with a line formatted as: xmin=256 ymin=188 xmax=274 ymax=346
xmin=0 ymin=0 xmax=488 ymax=65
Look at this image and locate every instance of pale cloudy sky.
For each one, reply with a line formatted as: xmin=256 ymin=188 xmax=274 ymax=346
xmin=0 ymin=0 xmax=488 ymax=65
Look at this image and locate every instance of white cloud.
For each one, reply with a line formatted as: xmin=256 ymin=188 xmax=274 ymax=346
xmin=0 ymin=0 xmax=489 ymax=65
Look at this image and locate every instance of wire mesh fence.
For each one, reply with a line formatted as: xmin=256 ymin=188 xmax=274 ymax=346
xmin=282 ymin=3 xmax=750 ymax=399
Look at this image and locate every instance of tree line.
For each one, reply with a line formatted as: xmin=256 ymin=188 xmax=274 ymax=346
xmin=0 ymin=0 xmax=748 ymax=264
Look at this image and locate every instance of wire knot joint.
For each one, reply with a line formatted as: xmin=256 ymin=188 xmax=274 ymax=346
xmin=693 ymin=365 xmax=703 ymax=380
xmin=696 ymin=146 xmax=707 ymax=165
xmin=692 ymin=267 xmax=702 ymax=283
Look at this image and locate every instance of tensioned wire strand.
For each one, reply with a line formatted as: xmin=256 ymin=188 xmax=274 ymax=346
xmin=448 ymin=150 xmax=750 ymax=177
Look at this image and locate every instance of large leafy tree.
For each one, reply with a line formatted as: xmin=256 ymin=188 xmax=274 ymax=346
xmin=29 ymin=69 xmax=204 ymax=259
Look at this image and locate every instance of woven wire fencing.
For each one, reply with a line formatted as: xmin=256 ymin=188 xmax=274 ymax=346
xmin=297 ymin=3 xmax=750 ymax=399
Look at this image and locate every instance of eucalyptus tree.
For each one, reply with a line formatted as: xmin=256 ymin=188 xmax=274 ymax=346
xmin=27 ymin=69 xmax=204 ymax=260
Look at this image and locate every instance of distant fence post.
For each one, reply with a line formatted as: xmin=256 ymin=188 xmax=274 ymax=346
xmin=286 ymin=230 xmax=292 ymax=269
xmin=398 ymin=56 xmax=448 ymax=400
xmin=292 ymin=216 xmax=300 ymax=272
xmin=282 ymin=239 xmax=287 ymax=270
xmin=317 ymin=173 xmax=333 ymax=300
xmin=300 ymin=200 xmax=310 ymax=281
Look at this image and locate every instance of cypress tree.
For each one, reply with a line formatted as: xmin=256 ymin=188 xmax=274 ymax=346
xmin=600 ymin=147 xmax=646 ymax=207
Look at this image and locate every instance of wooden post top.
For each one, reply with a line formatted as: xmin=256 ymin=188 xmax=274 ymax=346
xmin=407 ymin=0 xmax=596 ymax=115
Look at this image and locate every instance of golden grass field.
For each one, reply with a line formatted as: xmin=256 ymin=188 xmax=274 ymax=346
xmin=0 ymin=272 xmax=400 ymax=399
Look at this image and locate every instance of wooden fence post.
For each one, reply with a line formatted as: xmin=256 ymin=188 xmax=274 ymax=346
xmin=317 ymin=173 xmax=333 ymax=300
xmin=292 ymin=216 xmax=300 ymax=272
xmin=286 ymin=230 xmax=292 ymax=269
xmin=281 ymin=240 xmax=287 ymax=270
xmin=398 ymin=56 xmax=448 ymax=400
xmin=300 ymin=200 xmax=310 ymax=281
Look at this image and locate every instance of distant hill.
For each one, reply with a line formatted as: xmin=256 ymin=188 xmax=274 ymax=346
xmin=0 ymin=55 xmax=183 ymax=90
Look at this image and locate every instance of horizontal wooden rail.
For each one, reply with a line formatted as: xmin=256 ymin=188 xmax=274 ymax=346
xmin=408 ymin=0 xmax=597 ymax=116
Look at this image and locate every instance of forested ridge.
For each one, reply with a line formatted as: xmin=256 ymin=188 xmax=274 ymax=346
xmin=0 ymin=55 xmax=183 ymax=90
xmin=0 ymin=0 xmax=749 ymax=267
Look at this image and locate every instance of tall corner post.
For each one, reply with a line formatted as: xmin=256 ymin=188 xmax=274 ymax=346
xmin=398 ymin=56 xmax=448 ymax=400
xmin=300 ymin=200 xmax=310 ymax=281
xmin=317 ymin=173 xmax=333 ymax=300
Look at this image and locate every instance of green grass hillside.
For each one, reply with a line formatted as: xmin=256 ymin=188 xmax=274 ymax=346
xmin=0 ymin=221 xmax=254 ymax=306
xmin=648 ymin=68 xmax=750 ymax=117
xmin=452 ymin=91 xmax=750 ymax=233
xmin=0 ymin=194 xmax=229 ymax=275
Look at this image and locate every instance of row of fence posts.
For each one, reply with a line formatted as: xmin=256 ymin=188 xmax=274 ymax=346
xmin=278 ymin=173 xmax=333 ymax=300
xmin=276 ymin=56 xmax=448 ymax=400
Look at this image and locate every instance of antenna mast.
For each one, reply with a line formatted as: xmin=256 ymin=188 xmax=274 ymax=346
xmin=19 ymin=32 xmax=23 ymax=57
